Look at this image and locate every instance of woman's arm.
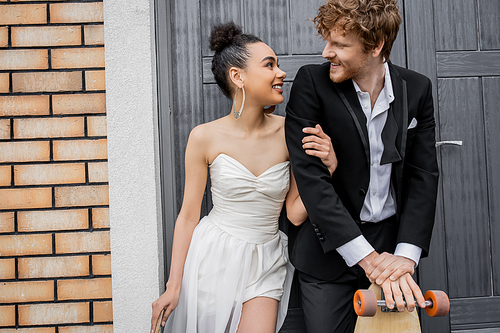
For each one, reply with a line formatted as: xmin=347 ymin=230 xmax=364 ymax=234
xmin=286 ymin=124 xmax=337 ymax=225
xmin=150 ymin=126 xmax=209 ymax=332
xmin=286 ymin=170 xmax=307 ymax=225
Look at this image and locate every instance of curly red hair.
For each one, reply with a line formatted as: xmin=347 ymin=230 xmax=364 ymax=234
xmin=314 ymin=0 xmax=401 ymax=62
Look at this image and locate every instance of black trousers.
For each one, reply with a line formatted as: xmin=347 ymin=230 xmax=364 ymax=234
xmin=298 ymin=216 xmax=399 ymax=333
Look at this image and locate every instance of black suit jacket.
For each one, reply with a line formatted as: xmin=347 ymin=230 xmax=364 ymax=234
xmin=285 ymin=62 xmax=439 ymax=281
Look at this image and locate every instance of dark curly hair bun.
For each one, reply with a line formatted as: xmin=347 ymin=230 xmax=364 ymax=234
xmin=209 ymin=22 xmax=261 ymax=99
xmin=210 ymin=22 xmax=243 ymax=53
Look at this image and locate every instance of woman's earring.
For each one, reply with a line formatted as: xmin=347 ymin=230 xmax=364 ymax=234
xmin=232 ymin=87 xmax=245 ymax=119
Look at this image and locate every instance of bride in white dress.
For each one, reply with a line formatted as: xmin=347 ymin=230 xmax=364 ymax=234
xmin=151 ymin=22 xmax=337 ymax=333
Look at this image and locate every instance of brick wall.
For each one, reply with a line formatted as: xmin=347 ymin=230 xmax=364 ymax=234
xmin=0 ymin=1 xmax=112 ymax=332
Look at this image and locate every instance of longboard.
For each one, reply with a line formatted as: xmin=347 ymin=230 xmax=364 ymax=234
xmin=353 ymin=284 xmax=449 ymax=333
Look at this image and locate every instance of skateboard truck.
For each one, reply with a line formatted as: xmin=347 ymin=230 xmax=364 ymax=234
xmin=354 ymin=289 xmax=450 ymax=317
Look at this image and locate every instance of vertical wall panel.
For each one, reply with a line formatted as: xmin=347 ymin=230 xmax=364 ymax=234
xmin=171 ymin=0 xmax=204 ymax=211
xmin=483 ymin=77 xmax=500 ymax=296
xmin=200 ymin=0 xmax=242 ymax=57
xmin=404 ymin=0 xmax=438 ymax=104
xmin=244 ymin=0 xmax=289 ymax=55
xmin=389 ymin=0 xmax=406 ymax=67
xmin=478 ymin=0 xmax=500 ymax=50
xmin=290 ymin=0 xmax=324 ymax=55
xmin=438 ymin=77 xmax=491 ymax=298
xmin=434 ymin=0 xmax=477 ymax=51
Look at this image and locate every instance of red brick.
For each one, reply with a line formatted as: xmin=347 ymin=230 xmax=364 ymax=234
xmin=0 ymin=141 xmax=50 ymax=163
xmin=14 ymin=117 xmax=85 ymax=139
xmin=0 ymin=305 xmax=16 ymax=326
xmin=18 ymin=209 xmax=88 ymax=232
xmin=55 ymin=231 xmax=110 ymax=254
xmin=53 ymin=139 xmax=107 ymax=161
xmin=84 ymin=25 xmax=104 ymax=46
xmin=0 ymin=4 xmax=47 ymax=25
xmin=0 ymin=95 xmax=50 ymax=116
xmin=57 ymin=278 xmax=112 ymax=301
xmin=92 ymin=254 xmax=111 ymax=276
xmin=50 ymin=3 xmax=103 ymax=24
xmin=52 ymin=93 xmax=106 ymax=115
xmin=18 ymin=302 xmax=89 ymax=326
xmin=87 ymin=116 xmax=107 ymax=137
xmin=15 ymin=163 xmax=86 ymax=186
xmin=0 ymin=73 xmax=9 ymax=93
xmin=85 ymin=70 xmax=105 ymax=91
xmin=59 ymin=326 xmax=112 ymax=333
xmin=0 ymin=212 xmax=15 ymax=233
xmin=88 ymin=162 xmax=108 ymax=183
xmin=0 ymin=281 xmax=54 ymax=303
xmin=0 ymin=26 xmax=8 ymax=48
xmin=0 ymin=234 xmax=52 ymax=256
xmin=93 ymin=301 xmax=112 ymax=323
xmin=13 ymin=71 xmax=82 ymax=93
xmin=55 ymin=185 xmax=108 ymax=207
xmin=0 ymin=164 xmax=11 ymax=186
xmin=52 ymin=47 xmax=104 ymax=69
xmin=0 ymin=259 xmax=15 ymax=279
xmin=0 ymin=188 xmax=52 ymax=210
xmin=0 ymin=119 xmax=10 ymax=140
xmin=18 ymin=255 xmax=89 ymax=279
xmin=12 ymin=26 xmax=81 ymax=47
xmin=92 ymin=208 xmax=109 ymax=228
xmin=0 ymin=49 xmax=48 ymax=70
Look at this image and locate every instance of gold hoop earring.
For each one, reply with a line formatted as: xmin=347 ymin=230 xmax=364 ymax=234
xmin=232 ymin=87 xmax=245 ymax=119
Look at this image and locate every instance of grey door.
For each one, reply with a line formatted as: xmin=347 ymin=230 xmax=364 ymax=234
xmin=408 ymin=1 xmax=500 ymax=332
xmin=156 ymin=0 xmax=500 ymax=332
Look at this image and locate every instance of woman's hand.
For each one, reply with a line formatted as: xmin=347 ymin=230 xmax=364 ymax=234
xmin=302 ymin=124 xmax=337 ymax=176
xmin=150 ymin=286 xmax=181 ymax=333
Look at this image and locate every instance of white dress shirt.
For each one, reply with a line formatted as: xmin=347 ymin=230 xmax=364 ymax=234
xmin=336 ymin=63 xmax=422 ymax=267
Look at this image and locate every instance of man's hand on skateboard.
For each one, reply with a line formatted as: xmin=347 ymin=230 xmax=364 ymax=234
xmin=358 ymin=251 xmax=426 ymax=312
xmin=379 ymin=273 xmax=425 ymax=312
xmin=365 ymin=252 xmax=415 ymax=284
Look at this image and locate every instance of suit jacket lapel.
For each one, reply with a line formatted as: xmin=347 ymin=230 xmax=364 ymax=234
xmin=333 ymin=81 xmax=370 ymax=163
xmin=388 ymin=63 xmax=408 ymax=162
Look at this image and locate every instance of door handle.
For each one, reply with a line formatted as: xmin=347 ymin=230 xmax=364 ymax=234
xmin=435 ymin=140 xmax=463 ymax=147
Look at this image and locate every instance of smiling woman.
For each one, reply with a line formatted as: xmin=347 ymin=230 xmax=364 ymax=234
xmin=149 ymin=22 xmax=336 ymax=333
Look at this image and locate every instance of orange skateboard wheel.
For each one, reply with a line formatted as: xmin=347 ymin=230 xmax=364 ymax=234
xmin=424 ymin=290 xmax=450 ymax=317
xmin=354 ymin=289 xmax=377 ymax=317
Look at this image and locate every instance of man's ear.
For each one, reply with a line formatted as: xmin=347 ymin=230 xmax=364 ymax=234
xmin=371 ymin=39 xmax=385 ymax=58
xmin=229 ymin=67 xmax=244 ymax=89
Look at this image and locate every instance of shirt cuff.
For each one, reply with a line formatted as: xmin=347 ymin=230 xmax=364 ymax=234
xmin=394 ymin=243 xmax=422 ymax=267
xmin=336 ymin=235 xmax=375 ymax=267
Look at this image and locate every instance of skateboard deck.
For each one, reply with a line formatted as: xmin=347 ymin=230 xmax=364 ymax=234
xmin=154 ymin=309 xmax=165 ymax=333
xmin=354 ymin=284 xmax=421 ymax=333
xmin=354 ymin=283 xmax=449 ymax=333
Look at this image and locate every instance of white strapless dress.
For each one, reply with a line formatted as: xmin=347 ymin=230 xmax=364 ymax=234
xmin=165 ymin=153 xmax=294 ymax=333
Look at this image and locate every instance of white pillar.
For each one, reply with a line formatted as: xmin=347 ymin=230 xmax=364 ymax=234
xmin=103 ymin=0 xmax=165 ymax=331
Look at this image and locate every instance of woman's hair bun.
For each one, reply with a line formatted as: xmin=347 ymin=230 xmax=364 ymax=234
xmin=210 ymin=22 xmax=243 ymax=53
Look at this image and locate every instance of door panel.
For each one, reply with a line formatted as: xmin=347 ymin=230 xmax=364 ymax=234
xmin=478 ymin=0 xmax=500 ymax=50
xmin=433 ymin=0 xmax=477 ymax=51
xmin=290 ymin=0 xmax=325 ymax=54
xmin=412 ymin=0 xmax=500 ymax=331
xmin=159 ymin=0 xmax=500 ymax=331
xmin=438 ymin=77 xmax=490 ymax=298
xmin=244 ymin=0 xmax=289 ymax=55
xmin=483 ymin=77 xmax=500 ymax=296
